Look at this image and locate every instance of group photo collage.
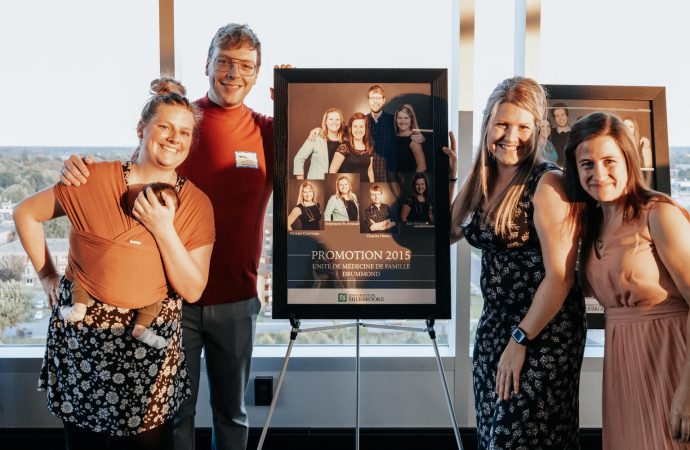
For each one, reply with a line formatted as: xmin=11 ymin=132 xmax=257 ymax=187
xmin=286 ymin=83 xmax=435 ymax=236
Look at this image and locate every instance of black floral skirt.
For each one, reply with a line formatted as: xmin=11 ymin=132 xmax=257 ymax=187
xmin=38 ymin=278 xmax=191 ymax=436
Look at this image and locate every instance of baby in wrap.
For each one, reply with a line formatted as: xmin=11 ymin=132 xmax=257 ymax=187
xmin=60 ymin=181 xmax=180 ymax=349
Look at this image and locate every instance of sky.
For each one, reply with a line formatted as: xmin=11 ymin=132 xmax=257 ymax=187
xmin=0 ymin=0 xmax=688 ymax=147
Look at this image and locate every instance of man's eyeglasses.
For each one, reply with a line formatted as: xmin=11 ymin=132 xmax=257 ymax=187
xmin=368 ymin=96 xmax=384 ymax=102
xmin=211 ymin=57 xmax=257 ymax=76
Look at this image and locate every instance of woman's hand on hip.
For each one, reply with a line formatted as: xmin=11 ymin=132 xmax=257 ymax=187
xmin=495 ymin=339 xmax=527 ymax=401
xmin=40 ymin=273 xmax=61 ymax=309
xmin=671 ymin=380 xmax=690 ymax=442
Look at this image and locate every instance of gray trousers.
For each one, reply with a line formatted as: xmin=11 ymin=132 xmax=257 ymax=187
xmin=174 ymin=298 xmax=261 ymax=450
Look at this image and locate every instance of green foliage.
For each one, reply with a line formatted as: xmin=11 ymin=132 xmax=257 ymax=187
xmin=254 ymin=322 xmax=449 ymax=346
xmin=41 ymin=169 xmax=62 ymax=190
xmin=2 ymin=183 xmax=31 ymax=202
xmin=0 ymin=255 xmax=26 ymax=282
xmin=671 ymin=148 xmax=690 ymax=165
xmin=0 ymin=280 xmax=32 ymax=339
xmin=678 ymin=168 xmax=690 ymax=180
xmin=15 ymin=168 xmax=39 ymax=192
xmin=0 ymin=147 xmax=134 ymax=203
xmin=0 ymin=171 xmax=15 ymax=188
xmin=43 ymin=216 xmax=71 ymax=239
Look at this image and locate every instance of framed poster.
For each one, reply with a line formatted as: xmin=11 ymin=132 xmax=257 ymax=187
xmin=543 ymin=84 xmax=669 ymax=193
xmin=273 ymin=68 xmax=450 ymax=320
xmin=544 ymin=84 xmax=670 ymax=328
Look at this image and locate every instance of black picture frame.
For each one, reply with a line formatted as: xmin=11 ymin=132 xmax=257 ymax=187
xmin=544 ymin=84 xmax=669 ymax=329
xmin=544 ymin=84 xmax=670 ymax=193
xmin=273 ymin=68 xmax=450 ymax=320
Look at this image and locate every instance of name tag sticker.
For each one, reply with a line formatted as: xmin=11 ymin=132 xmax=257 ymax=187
xmin=235 ymin=151 xmax=259 ymax=169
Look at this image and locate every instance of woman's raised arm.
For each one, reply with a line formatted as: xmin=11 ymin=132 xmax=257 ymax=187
xmin=13 ymin=188 xmax=65 ymax=306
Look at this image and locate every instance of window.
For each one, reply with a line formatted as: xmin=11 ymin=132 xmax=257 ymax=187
xmin=541 ymin=1 xmax=689 ymax=151
xmin=175 ymin=0 xmax=453 ymax=346
xmin=541 ymin=0 xmax=690 ymax=350
xmin=466 ymin=0 xmax=517 ymax=349
xmin=0 ymin=0 xmax=159 ymax=345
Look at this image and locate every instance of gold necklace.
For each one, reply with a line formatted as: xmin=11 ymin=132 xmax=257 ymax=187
xmin=303 ymin=204 xmax=316 ymax=222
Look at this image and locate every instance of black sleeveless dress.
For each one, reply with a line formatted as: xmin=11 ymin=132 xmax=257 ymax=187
xmin=404 ymin=196 xmax=433 ymax=223
xmin=395 ymin=135 xmax=417 ymax=173
xmin=336 ymin=142 xmax=371 ymax=180
xmin=462 ymin=162 xmax=586 ymax=450
xmin=298 ymin=203 xmax=321 ymax=230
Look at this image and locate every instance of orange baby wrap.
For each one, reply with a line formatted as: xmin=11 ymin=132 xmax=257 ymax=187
xmin=54 ymin=161 xmax=215 ymax=309
xmin=67 ymin=226 xmax=168 ymax=309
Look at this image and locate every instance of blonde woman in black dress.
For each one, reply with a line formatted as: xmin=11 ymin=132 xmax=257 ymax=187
xmin=444 ymin=77 xmax=586 ymax=449
xmin=287 ymin=181 xmax=321 ymax=230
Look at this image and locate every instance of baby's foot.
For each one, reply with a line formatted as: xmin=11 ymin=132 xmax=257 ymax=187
xmin=59 ymin=303 xmax=87 ymax=322
xmin=133 ymin=325 xmax=168 ymax=349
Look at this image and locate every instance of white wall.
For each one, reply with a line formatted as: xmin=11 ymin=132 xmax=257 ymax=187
xmin=0 ymin=353 xmax=603 ymax=428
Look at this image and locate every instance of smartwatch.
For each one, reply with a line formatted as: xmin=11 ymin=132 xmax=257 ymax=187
xmin=511 ymin=326 xmax=531 ymax=346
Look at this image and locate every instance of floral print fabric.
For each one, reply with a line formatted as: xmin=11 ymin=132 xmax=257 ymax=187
xmin=463 ymin=162 xmax=586 ymax=450
xmin=38 ymin=278 xmax=191 ymax=436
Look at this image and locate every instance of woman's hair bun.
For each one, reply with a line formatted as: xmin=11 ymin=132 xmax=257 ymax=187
xmin=150 ymin=77 xmax=187 ymax=97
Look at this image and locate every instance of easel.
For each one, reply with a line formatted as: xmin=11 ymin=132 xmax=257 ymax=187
xmin=256 ymin=316 xmax=464 ymax=450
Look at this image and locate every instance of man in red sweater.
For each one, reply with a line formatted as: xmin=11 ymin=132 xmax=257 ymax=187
xmin=61 ymin=23 xmax=273 ymax=450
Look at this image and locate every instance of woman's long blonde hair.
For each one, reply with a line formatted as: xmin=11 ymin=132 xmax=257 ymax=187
xmin=450 ymin=77 xmax=548 ymax=239
xmin=296 ymin=181 xmax=316 ymax=206
xmin=320 ymin=108 xmax=345 ymax=141
xmin=335 ymin=175 xmax=352 ymax=200
xmin=394 ymin=104 xmax=420 ymax=135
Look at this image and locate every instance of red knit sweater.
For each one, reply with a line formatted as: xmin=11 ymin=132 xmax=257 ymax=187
xmin=177 ymin=96 xmax=273 ymax=305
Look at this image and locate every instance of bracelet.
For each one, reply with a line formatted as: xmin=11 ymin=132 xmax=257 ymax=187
xmin=449 ymin=178 xmax=458 ymax=182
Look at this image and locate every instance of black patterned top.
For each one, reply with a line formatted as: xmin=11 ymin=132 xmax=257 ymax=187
xmin=404 ymin=196 xmax=433 ymax=223
xmin=336 ymin=142 xmax=371 ymax=180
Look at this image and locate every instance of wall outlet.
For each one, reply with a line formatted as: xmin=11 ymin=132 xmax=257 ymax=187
xmin=254 ymin=376 xmax=273 ymax=406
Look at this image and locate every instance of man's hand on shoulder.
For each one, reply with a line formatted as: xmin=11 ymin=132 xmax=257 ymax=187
xmin=308 ymin=128 xmax=320 ymax=141
xmin=410 ymin=132 xmax=426 ymax=144
xmin=60 ymin=155 xmax=94 ymax=186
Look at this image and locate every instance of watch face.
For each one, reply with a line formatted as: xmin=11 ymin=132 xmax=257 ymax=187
xmin=512 ymin=328 xmax=526 ymax=343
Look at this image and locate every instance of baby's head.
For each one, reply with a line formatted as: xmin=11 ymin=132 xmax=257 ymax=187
xmin=143 ymin=182 xmax=180 ymax=209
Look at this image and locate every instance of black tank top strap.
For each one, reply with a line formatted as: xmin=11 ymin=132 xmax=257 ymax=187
xmin=526 ymin=161 xmax=561 ymax=199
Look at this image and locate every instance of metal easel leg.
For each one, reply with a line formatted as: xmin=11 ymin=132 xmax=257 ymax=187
xmin=427 ymin=319 xmax=464 ymax=450
xmin=256 ymin=318 xmax=301 ymax=450
xmin=355 ymin=319 xmax=361 ymax=450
